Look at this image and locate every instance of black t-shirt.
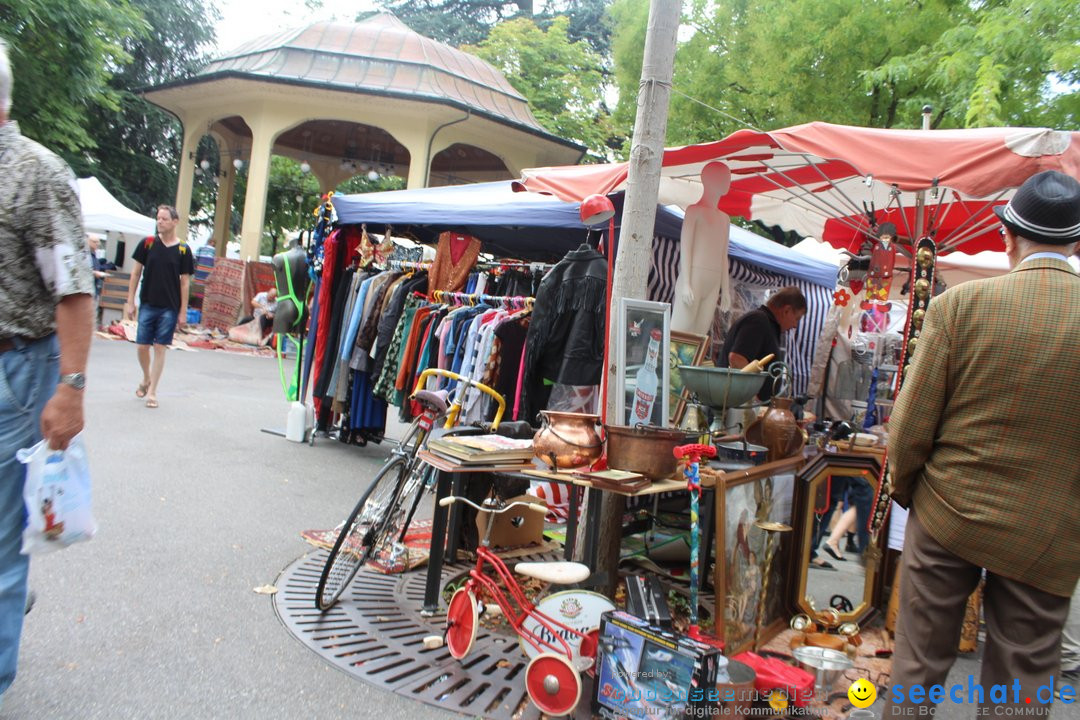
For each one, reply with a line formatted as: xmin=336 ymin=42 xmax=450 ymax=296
xmin=132 ymin=237 xmax=195 ymax=311
xmin=719 ymin=305 xmax=782 ymax=400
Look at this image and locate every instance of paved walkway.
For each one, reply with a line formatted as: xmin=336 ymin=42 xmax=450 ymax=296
xmin=7 ymin=337 xmax=454 ymax=719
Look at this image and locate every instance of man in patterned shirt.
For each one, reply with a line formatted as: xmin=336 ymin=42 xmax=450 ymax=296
xmin=0 ymin=38 xmax=95 ymax=702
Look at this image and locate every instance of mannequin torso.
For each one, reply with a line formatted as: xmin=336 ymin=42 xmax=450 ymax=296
xmin=671 ymin=162 xmax=733 ymax=335
xmin=273 ymin=244 xmax=310 ymax=334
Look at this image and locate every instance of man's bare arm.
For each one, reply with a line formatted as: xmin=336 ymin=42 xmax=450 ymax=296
xmin=40 ymin=293 xmax=93 ymax=450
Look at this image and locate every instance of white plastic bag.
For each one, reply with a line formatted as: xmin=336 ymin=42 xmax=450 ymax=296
xmin=16 ymin=434 xmax=97 ymax=554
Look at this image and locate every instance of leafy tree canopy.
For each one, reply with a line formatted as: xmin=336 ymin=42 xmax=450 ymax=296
xmin=378 ymin=0 xmax=533 ymax=47
xmin=466 ymin=16 xmax=611 ymax=157
xmin=611 ymin=0 xmax=1077 ymax=152
xmin=72 ymin=0 xmax=219 ymax=216
xmin=0 ymin=0 xmax=145 ymax=152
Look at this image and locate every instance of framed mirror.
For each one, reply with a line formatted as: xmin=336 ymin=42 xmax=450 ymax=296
xmin=789 ymin=451 xmax=885 ymax=625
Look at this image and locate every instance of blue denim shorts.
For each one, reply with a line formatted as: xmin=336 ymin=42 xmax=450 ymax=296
xmin=136 ymin=305 xmax=179 ymax=346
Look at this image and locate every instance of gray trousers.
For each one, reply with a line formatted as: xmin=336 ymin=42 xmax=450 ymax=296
xmin=885 ymin=510 xmax=1070 ymax=715
xmin=1063 ymin=584 xmax=1080 ymax=673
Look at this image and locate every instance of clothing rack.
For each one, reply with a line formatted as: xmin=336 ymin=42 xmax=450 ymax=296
xmin=474 ymin=260 xmax=554 ymax=273
xmin=387 ymin=260 xmax=433 ymax=272
xmin=429 ymin=290 xmax=534 ymax=310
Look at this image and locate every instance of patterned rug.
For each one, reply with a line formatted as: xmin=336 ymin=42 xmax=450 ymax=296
xmin=301 ymin=519 xmax=433 ymax=574
xmin=301 ymin=519 xmax=561 ymax=575
xmin=202 ymin=258 xmax=246 ymax=331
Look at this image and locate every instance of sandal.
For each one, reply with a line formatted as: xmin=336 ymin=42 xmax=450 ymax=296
xmin=811 ymin=559 xmax=838 ymax=571
xmin=135 ymin=381 xmax=150 ymax=398
xmin=145 ymin=398 xmax=159 ymax=409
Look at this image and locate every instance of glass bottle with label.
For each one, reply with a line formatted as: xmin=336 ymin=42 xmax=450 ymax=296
xmin=631 ymin=329 xmax=662 ymax=424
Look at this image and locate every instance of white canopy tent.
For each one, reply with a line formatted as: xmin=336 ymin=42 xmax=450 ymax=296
xmin=76 ymin=177 xmax=155 ymax=271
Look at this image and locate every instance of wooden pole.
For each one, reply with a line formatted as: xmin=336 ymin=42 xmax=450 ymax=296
xmin=595 ymin=0 xmax=681 ymax=597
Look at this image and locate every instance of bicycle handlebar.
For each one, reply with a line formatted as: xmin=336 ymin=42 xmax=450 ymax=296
xmin=411 ymin=368 xmax=506 ymax=430
xmin=438 ymin=496 xmax=547 ymax=515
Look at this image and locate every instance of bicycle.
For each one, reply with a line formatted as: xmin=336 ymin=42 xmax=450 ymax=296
xmin=440 ymin=495 xmax=605 ymax=716
xmin=314 ymin=368 xmax=506 ymax=611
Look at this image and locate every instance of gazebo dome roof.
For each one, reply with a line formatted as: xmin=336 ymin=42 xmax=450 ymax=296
xmin=194 ymin=13 xmax=559 ymax=141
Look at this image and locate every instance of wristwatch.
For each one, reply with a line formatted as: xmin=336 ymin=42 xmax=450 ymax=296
xmin=59 ymin=372 xmax=86 ymax=390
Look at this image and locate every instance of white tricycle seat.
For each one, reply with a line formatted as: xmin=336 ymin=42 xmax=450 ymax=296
xmin=514 ymin=561 xmax=591 ymax=585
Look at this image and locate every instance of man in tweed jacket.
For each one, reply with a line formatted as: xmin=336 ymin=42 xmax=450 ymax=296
xmin=886 ymin=170 xmax=1080 ymax=712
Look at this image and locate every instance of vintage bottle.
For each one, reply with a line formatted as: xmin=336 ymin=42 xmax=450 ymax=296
xmin=631 ymin=330 xmax=662 ymax=424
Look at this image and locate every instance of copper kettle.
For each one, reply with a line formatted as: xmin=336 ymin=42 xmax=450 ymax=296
xmin=533 ymin=411 xmax=603 ymax=470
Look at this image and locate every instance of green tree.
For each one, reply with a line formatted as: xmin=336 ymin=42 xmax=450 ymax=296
xmin=66 ymin=0 xmax=219 ymax=218
xmin=377 ymin=0 xmax=533 ymax=47
xmin=466 ymin=16 xmax=611 ymax=156
xmin=0 ymin=0 xmax=144 ymax=152
xmin=868 ymin=0 xmax=1079 ymax=128
xmin=614 ymin=0 xmax=1077 ymax=153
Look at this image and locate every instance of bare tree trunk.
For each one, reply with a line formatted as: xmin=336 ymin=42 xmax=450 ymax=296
xmin=594 ymin=0 xmax=681 ymax=598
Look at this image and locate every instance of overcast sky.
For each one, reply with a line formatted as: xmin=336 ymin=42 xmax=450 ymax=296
xmin=214 ymin=0 xmax=379 ymax=53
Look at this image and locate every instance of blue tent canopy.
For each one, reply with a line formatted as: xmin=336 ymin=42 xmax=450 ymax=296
xmin=332 ymin=181 xmax=837 ymax=287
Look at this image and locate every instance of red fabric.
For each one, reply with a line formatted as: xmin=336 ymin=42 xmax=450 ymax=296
xmin=515 ymin=123 xmax=1080 ymax=255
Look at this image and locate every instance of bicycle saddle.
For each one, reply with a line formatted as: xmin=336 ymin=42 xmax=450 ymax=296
xmin=514 ymin=561 xmax=590 ymax=585
xmin=412 ymin=389 xmax=449 ymax=414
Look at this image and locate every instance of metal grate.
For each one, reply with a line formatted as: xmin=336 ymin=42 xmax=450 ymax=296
xmin=275 ymin=550 xmax=595 ymax=719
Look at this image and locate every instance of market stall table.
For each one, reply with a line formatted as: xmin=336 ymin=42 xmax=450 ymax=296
xmin=418 ymin=452 xmax=710 ymax=615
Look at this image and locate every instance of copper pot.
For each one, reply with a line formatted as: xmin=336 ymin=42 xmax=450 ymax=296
xmin=605 ymin=424 xmax=694 ymax=480
xmin=533 ymin=411 xmax=602 ymax=470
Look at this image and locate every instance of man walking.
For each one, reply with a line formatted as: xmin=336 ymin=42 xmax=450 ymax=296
xmin=124 ymin=205 xmax=193 ymax=408
xmin=0 ymin=38 xmax=94 ymax=701
xmin=886 ymin=170 xmax=1080 ymax=713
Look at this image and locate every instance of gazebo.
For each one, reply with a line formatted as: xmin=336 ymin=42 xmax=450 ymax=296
xmin=142 ymin=13 xmax=585 ymax=260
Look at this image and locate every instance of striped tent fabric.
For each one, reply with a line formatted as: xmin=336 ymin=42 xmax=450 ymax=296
xmin=647 ymin=234 xmax=832 ymax=397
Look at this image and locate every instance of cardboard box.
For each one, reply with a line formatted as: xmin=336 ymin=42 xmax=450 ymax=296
xmin=594 ymin=610 xmax=724 ymax=719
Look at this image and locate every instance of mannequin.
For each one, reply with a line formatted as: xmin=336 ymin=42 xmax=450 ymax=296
xmin=671 ymin=162 xmax=733 ymax=335
xmin=273 ymin=240 xmax=311 ymax=334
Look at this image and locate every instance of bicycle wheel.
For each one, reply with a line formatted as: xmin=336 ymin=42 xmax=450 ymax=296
xmin=315 ymin=455 xmax=408 ymax=611
xmin=445 ymin=588 xmax=478 ymax=659
xmin=366 ymin=461 xmax=434 ymax=572
xmin=525 ymin=653 xmax=581 ymax=715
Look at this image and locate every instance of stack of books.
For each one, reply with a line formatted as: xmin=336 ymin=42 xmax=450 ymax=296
xmin=426 ymin=434 xmax=535 ymax=467
xmin=579 ymin=469 xmax=651 ymax=493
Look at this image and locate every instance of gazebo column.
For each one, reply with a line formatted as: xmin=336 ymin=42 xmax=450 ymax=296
xmin=211 ymin=165 xmax=237 ymax=257
xmin=401 ymin=134 xmax=430 ymax=190
xmin=175 ymin=128 xmax=202 ymax=243
xmin=238 ymin=124 xmax=277 ymax=261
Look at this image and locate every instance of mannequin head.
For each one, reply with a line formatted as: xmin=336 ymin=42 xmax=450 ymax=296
xmin=699 ymin=162 xmax=732 ymax=204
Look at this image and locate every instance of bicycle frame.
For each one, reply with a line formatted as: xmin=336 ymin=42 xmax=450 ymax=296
xmin=463 ymin=546 xmax=585 ymax=660
xmin=411 ymin=367 xmax=506 ymax=433
xmin=457 ymin=499 xmax=586 ymax=661
xmin=376 ymin=370 xmax=509 ymax=557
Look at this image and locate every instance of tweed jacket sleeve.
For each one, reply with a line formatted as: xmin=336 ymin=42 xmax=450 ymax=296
xmin=887 ymin=292 xmax=953 ymax=508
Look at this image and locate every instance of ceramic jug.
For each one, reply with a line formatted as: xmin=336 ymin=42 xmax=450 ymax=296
xmin=746 ymin=396 xmax=804 ymax=461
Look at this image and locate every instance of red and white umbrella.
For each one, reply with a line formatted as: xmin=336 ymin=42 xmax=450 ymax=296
xmin=515 ymin=122 xmax=1080 ymax=255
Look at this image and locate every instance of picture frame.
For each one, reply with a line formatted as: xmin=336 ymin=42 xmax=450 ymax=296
xmin=668 ymin=331 xmax=709 ymax=426
xmin=615 ymin=298 xmax=671 ymax=427
xmin=713 ymin=457 xmax=802 ymax=655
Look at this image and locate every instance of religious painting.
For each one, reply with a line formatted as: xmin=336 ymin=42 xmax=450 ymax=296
xmin=721 ymin=471 xmax=796 ymax=654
